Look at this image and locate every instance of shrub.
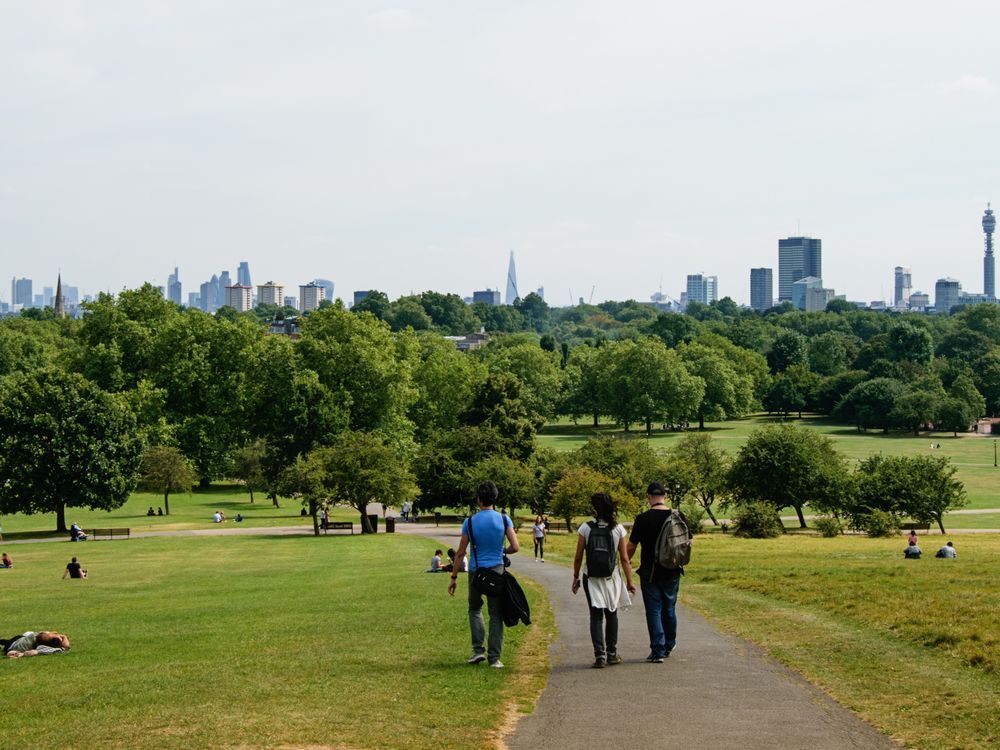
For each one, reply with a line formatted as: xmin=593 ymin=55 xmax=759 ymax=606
xmin=731 ymin=502 xmax=784 ymax=538
xmin=680 ymin=501 xmax=706 ymax=535
xmin=814 ymin=516 xmax=843 ymax=538
xmin=862 ymin=509 xmax=901 ymax=538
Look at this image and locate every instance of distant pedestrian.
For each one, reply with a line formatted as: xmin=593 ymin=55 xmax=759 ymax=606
xmin=1 ymin=552 xmax=12 ymax=568
xmin=935 ymin=541 xmax=957 ymax=559
xmin=402 ymin=501 xmax=411 ymax=521
xmin=532 ymin=515 xmax=547 ymax=562
xmin=626 ymin=482 xmax=691 ymax=662
xmin=63 ymin=557 xmax=87 ymax=579
xmin=572 ymin=493 xmax=635 ymax=668
xmin=447 ymin=481 xmax=520 ymax=668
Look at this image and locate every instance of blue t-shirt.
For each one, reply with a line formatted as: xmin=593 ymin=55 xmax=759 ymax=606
xmin=462 ymin=510 xmax=510 ymax=571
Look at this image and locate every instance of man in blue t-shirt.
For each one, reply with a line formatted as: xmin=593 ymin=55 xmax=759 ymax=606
xmin=448 ymin=481 xmax=520 ymax=668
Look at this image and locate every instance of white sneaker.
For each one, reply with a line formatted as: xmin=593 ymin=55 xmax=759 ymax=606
xmin=466 ymin=654 xmax=487 ymax=665
xmin=489 ymin=660 xmax=504 ymax=669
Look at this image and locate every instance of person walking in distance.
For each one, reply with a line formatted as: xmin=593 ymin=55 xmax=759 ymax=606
xmin=626 ymin=482 xmax=691 ymax=662
xmin=447 ymin=481 xmax=520 ymax=668
xmin=532 ymin=515 xmax=547 ymax=562
xmin=572 ymin=493 xmax=636 ymax=668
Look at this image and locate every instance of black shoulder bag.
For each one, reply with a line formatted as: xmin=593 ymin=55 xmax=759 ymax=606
xmin=468 ymin=513 xmax=507 ymax=597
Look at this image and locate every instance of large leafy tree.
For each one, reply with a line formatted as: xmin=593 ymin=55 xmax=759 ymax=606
xmin=677 ymin=342 xmax=755 ymax=428
xmin=576 ymin=435 xmax=664 ymax=499
xmin=549 ymin=467 xmax=634 ymax=529
xmin=561 ymin=344 xmax=612 ymax=427
xmin=728 ymin=424 xmax=850 ymax=528
xmin=887 ymin=322 xmax=934 ymax=365
xmin=479 ymin=341 xmax=565 ymax=420
xmin=670 ymin=432 xmax=729 ymax=525
xmin=138 ymin=445 xmax=196 ymax=516
xmin=461 ymin=372 xmax=540 ymax=460
xmin=0 ymin=369 xmax=143 ymax=532
xmin=853 ymin=455 xmax=966 ymax=533
xmin=836 ymin=377 xmax=905 ymax=432
xmin=767 ymin=329 xmax=809 ymax=373
xmin=409 ymin=334 xmax=486 ymax=439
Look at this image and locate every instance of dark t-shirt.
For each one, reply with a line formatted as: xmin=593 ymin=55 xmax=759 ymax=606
xmin=629 ymin=508 xmax=683 ymax=583
xmin=66 ymin=562 xmax=82 ymax=578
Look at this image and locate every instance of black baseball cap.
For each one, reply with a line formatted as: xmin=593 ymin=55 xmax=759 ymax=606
xmin=647 ymin=481 xmax=666 ymax=496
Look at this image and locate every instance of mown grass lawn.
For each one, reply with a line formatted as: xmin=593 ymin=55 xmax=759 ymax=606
xmin=539 ymin=414 xmax=1000 ymax=510
xmin=1 ymin=534 xmax=552 ymax=750
xmin=528 ymin=528 xmax=1000 ymax=750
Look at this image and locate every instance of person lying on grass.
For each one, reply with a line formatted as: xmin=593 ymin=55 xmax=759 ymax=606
xmin=2 ymin=632 xmax=70 ymax=658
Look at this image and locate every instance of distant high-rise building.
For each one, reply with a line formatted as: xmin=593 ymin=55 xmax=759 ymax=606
xmin=11 ymin=277 xmax=32 ymax=307
xmin=43 ymin=286 xmax=54 ymax=307
xmin=64 ymin=286 xmax=79 ymax=308
xmin=299 ymin=283 xmax=326 ymax=312
xmin=792 ymin=276 xmax=823 ymax=310
xmin=750 ymin=268 xmax=773 ymax=312
xmin=188 ymin=292 xmax=201 ymax=309
xmin=778 ymin=236 xmax=822 ymax=301
xmin=312 ymin=278 xmax=335 ymax=302
xmin=505 ymin=251 xmax=519 ymax=305
xmin=935 ymin=278 xmax=961 ymax=314
xmin=536 ymin=287 xmax=544 ymax=301
xmin=353 ymin=290 xmax=370 ymax=306
xmin=167 ymin=267 xmax=182 ymax=306
xmin=686 ymin=274 xmax=718 ymax=305
xmin=983 ymin=204 xmax=995 ymax=299
xmin=805 ymin=287 xmax=835 ymax=312
xmin=217 ymin=271 xmax=232 ymax=309
xmin=237 ymin=261 xmax=252 ymax=288
xmin=257 ymin=282 xmax=285 ymax=307
xmin=894 ymin=266 xmax=912 ymax=307
xmin=909 ymin=291 xmax=930 ymax=310
xmin=225 ymin=285 xmax=254 ymax=312
xmin=285 ymin=295 xmax=297 ymax=310
xmin=473 ymin=289 xmax=501 ymax=306
xmin=199 ymin=278 xmax=215 ymax=313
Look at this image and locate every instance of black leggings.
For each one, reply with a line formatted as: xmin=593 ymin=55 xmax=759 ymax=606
xmin=534 ymin=537 xmax=544 ymax=559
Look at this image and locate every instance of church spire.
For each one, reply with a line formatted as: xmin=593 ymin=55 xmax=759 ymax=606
xmin=54 ymin=272 xmax=65 ymax=318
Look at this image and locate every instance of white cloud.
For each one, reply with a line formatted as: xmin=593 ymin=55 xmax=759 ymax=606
xmin=948 ymin=75 xmax=994 ymax=94
xmin=364 ymin=8 xmax=423 ymax=33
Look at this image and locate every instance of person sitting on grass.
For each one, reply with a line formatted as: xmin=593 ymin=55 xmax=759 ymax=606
xmin=212 ymin=511 xmax=223 ymax=523
xmin=157 ymin=507 xmax=163 ymax=516
xmin=904 ymin=542 xmax=922 ymax=559
xmin=427 ymin=549 xmax=444 ymax=572
xmin=63 ymin=557 xmax=87 ymax=579
xmin=1 ymin=552 xmax=11 ymax=568
xmin=935 ymin=541 xmax=957 ymax=559
xmin=70 ymin=523 xmax=87 ymax=541
xmin=2 ymin=631 xmax=70 ymax=658
xmin=146 ymin=507 xmax=156 ymax=516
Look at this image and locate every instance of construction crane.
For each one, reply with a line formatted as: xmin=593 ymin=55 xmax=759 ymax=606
xmin=588 ymin=286 xmax=596 ymax=304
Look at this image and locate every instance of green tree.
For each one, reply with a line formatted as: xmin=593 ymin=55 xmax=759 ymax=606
xmin=887 ymin=322 xmax=934 ymax=365
xmin=807 ymin=331 xmax=857 ymax=376
xmin=677 ymin=342 xmax=755 ymax=428
xmin=936 ymin=397 xmax=976 ymax=436
xmin=479 ymin=342 xmax=564 ymax=420
xmin=767 ymin=329 xmax=809 ymax=373
xmin=351 ymin=290 xmax=391 ymax=319
xmin=647 ymin=313 xmax=702 ymax=348
xmin=836 ymin=377 xmax=905 ymax=432
xmin=311 ymin=431 xmax=417 ymax=533
xmin=670 ymin=432 xmax=729 ymax=525
xmin=549 ymin=467 xmax=632 ymax=530
xmin=561 ymin=345 xmax=611 ymax=426
xmin=386 ymin=297 xmax=433 ymax=331
xmin=138 ymin=445 xmax=196 ymax=516
xmin=231 ymin=439 xmax=267 ymax=502
xmin=853 ymin=455 xmax=966 ymax=533
xmin=470 ymin=455 xmax=538 ymax=519
xmin=409 ymin=334 xmax=487 ymax=439
xmin=276 ymin=452 xmax=328 ymax=536
xmin=576 ymin=435 xmax=664 ymax=499
xmin=514 ymin=292 xmax=550 ymax=332
xmin=948 ymin=373 xmax=986 ymax=419
xmin=660 ymin=456 xmax=697 ymax=509
xmin=413 ymin=426 xmax=503 ymax=511
xmin=461 ymin=372 xmax=540 ymax=460
xmin=0 ymin=369 xmax=143 ymax=531
xmin=728 ymin=424 xmax=850 ymax=528
xmin=417 ymin=291 xmax=479 ymax=334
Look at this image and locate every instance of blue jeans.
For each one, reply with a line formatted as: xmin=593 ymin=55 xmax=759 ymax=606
xmin=640 ymin=574 xmax=681 ymax=657
xmin=468 ymin=565 xmax=506 ymax=663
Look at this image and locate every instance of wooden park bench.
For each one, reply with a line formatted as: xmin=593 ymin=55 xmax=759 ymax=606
xmin=900 ymin=522 xmax=931 ymax=533
xmin=89 ymin=528 xmax=130 ymax=541
xmin=544 ymin=521 xmax=572 ymax=533
xmin=320 ymin=521 xmax=354 ymax=535
xmin=415 ymin=514 xmax=467 ymax=526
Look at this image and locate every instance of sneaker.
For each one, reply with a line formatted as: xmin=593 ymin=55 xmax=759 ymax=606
xmin=467 ymin=653 xmax=487 ymax=665
xmin=650 ymin=655 xmax=665 ymax=663
xmin=489 ymin=660 xmax=504 ymax=669
xmin=540 ymin=559 xmax=545 ymax=563
xmin=606 ymin=655 xmax=622 ymax=665
xmin=592 ymin=658 xmax=606 ymax=669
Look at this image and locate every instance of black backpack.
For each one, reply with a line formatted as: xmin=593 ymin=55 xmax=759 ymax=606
xmin=585 ymin=521 xmax=617 ymax=578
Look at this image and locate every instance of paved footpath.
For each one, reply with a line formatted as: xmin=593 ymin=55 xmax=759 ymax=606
xmin=393 ymin=523 xmax=901 ymax=749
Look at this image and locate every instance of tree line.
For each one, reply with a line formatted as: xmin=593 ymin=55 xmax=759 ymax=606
xmin=0 ymin=285 xmax=993 ymax=532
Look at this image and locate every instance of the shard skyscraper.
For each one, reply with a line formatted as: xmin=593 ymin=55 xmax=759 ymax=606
xmin=505 ymin=251 xmax=519 ymax=304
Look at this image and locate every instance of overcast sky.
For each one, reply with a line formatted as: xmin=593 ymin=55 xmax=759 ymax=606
xmin=3 ymin=1 xmax=999 ymax=306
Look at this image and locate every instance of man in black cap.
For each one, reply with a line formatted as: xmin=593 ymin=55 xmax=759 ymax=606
xmin=626 ymin=481 xmax=684 ymax=663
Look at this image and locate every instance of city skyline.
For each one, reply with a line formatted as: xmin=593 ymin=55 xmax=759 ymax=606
xmin=3 ymin=3 xmax=999 ymax=307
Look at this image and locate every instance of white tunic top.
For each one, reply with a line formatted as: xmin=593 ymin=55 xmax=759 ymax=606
xmin=577 ymin=520 xmax=631 ymax=612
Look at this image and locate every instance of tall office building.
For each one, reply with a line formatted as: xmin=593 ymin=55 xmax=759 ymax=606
xmin=686 ymin=274 xmax=718 ymax=305
xmin=237 ymin=261 xmax=252 ymax=288
xmin=299 ymin=282 xmax=326 ymax=312
xmin=792 ymin=276 xmax=823 ymax=310
xmin=984 ymin=204 xmax=995 ymax=299
xmin=217 ymin=271 xmax=232 ymax=309
xmin=894 ymin=266 xmax=912 ymax=307
xmin=43 ymin=286 xmax=54 ymax=307
xmin=188 ymin=292 xmax=201 ymax=309
xmin=312 ymin=278 xmax=335 ymax=302
xmin=778 ymin=236 xmax=822 ymax=301
xmin=353 ymin=290 xmax=370 ymax=306
xmin=473 ymin=289 xmax=501 ymax=306
xmin=505 ymin=251 xmax=519 ymax=305
xmin=167 ymin=267 xmax=182 ymax=306
xmin=935 ymin=278 xmax=961 ymax=314
xmin=199 ymin=278 xmax=216 ymax=313
xmin=11 ymin=277 xmax=32 ymax=307
xmin=257 ymin=281 xmax=285 ymax=307
xmin=750 ymin=268 xmax=773 ymax=312
xmin=225 ymin=285 xmax=253 ymax=312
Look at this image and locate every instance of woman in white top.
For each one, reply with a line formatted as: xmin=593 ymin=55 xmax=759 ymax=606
xmin=572 ymin=493 xmax=636 ymax=668
xmin=532 ymin=516 xmax=547 ymax=562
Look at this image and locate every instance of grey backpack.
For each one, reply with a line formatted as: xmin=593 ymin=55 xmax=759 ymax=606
xmin=654 ymin=510 xmax=692 ymax=569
